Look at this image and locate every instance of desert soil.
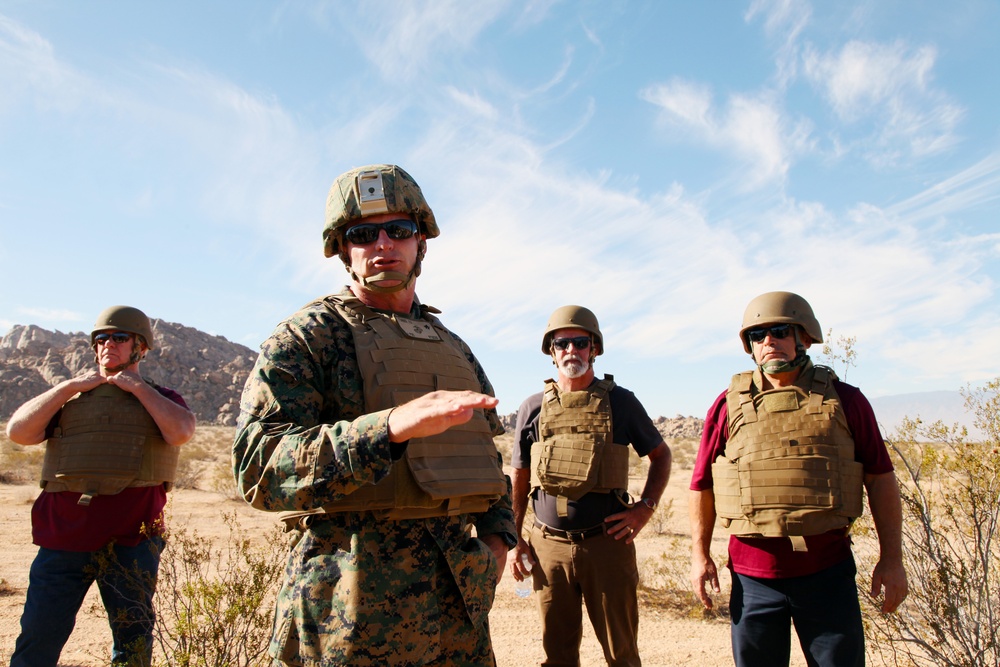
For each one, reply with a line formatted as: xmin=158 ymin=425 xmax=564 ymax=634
xmin=0 ymin=463 xmax=809 ymax=666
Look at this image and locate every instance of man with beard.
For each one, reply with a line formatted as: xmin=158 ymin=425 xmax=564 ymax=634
xmin=233 ymin=164 xmax=516 ymax=666
xmin=509 ymin=305 xmax=672 ymax=666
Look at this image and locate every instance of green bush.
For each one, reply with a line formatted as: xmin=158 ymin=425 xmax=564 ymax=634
xmin=858 ymin=378 xmax=1000 ymax=667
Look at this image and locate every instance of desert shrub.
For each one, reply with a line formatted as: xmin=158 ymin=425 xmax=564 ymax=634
xmin=151 ymin=510 xmax=285 ymax=667
xmin=638 ymin=533 xmax=730 ymax=621
xmin=87 ymin=509 xmax=284 ymax=666
xmin=858 ymin=377 xmax=1000 ymax=667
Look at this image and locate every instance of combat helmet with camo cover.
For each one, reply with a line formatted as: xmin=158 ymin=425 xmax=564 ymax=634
xmin=323 ymin=164 xmax=439 ymax=294
xmin=91 ymin=305 xmax=153 ymax=373
xmin=739 ymin=291 xmax=821 ymax=374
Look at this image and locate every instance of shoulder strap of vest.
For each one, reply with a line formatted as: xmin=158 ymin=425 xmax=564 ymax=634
xmin=728 ymin=371 xmax=758 ymax=425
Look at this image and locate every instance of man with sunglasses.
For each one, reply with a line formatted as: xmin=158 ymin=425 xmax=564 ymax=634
xmin=233 ymin=164 xmax=515 ymax=666
xmin=508 ymin=305 xmax=672 ymax=666
xmin=689 ymin=291 xmax=908 ymax=667
xmin=6 ymin=305 xmax=196 ymax=666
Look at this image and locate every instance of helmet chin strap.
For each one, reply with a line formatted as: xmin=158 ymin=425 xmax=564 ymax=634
xmin=93 ymin=348 xmax=144 ymax=375
xmin=343 ymin=239 xmax=425 ymax=295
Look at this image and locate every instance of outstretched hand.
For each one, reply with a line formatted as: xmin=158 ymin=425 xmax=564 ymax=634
xmin=387 ymin=390 xmax=498 ymax=443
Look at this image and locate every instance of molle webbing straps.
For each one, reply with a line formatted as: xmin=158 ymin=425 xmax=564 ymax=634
xmin=532 ymin=375 xmax=630 ymax=515
xmin=713 ymin=363 xmax=864 ymax=550
xmin=41 ymin=383 xmax=176 ymax=505
xmin=314 ymin=294 xmax=506 ymax=519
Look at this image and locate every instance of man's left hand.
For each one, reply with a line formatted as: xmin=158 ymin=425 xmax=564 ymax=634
xmin=870 ymin=558 xmax=908 ymax=613
xmin=604 ymin=501 xmax=655 ymax=544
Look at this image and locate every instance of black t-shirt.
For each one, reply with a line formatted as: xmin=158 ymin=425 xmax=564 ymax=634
xmin=512 ymin=380 xmax=663 ymax=530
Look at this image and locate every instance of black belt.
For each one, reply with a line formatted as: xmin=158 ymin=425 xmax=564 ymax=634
xmin=534 ymin=520 xmax=606 ymax=543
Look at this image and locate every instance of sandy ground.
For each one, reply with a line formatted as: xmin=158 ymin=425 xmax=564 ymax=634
xmin=0 ymin=464 xmax=808 ymax=666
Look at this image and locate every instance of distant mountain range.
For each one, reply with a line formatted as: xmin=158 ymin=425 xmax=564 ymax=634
xmin=868 ymin=391 xmax=984 ymax=440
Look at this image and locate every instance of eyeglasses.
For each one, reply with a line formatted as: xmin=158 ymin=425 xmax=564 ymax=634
xmin=745 ymin=324 xmax=793 ymax=344
xmin=343 ymin=219 xmax=419 ymax=246
xmin=94 ymin=332 xmax=133 ymax=346
xmin=551 ymin=336 xmax=592 ymax=351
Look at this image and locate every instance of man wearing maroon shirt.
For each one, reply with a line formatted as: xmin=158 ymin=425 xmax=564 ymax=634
xmin=689 ymin=291 xmax=908 ymax=667
xmin=6 ymin=305 xmax=195 ymax=667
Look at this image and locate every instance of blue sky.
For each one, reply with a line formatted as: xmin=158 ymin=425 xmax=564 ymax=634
xmin=1 ymin=0 xmax=998 ymax=419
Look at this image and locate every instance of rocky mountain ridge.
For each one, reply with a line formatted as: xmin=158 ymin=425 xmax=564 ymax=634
xmin=0 ymin=321 xmax=706 ymax=438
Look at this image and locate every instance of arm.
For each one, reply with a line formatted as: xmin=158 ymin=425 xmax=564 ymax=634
xmin=6 ymin=371 xmax=105 ymax=445
xmin=109 ymin=371 xmax=195 ymax=445
xmin=865 ymin=471 xmax=909 ymax=613
xmin=604 ymin=440 xmax=672 ymax=543
xmin=689 ymin=488 xmax=721 ymax=610
xmin=509 ymin=467 xmax=532 ymax=581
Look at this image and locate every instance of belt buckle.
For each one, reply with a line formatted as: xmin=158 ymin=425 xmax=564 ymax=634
xmin=565 ymin=528 xmax=589 ymax=543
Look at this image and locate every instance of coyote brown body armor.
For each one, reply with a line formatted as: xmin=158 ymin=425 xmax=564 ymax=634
xmin=314 ymin=294 xmax=507 ymax=519
xmin=712 ymin=363 xmax=864 ymax=550
xmin=531 ymin=376 xmax=631 ymax=516
xmin=41 ymin=383 xmax=177 ymax=505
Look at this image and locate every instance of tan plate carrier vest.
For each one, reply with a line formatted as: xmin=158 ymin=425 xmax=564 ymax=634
xmin=530 ymin=375 xmax=630 ymax=517
xmin=41 ymin=383 xmax=177 ymax=506
xmin=311 ymin=295 xmax=507 ymax=520
xmin=711 ymin=363 xmax=864 ymax=551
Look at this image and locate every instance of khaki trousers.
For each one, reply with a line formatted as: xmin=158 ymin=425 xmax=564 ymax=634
xmin=528 ymin=523 xmax=641 ymax=667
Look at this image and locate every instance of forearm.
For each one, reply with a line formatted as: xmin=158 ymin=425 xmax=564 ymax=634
xmin=689 ymin=489 xmax=717 ymax=558
xmin=640 ymin=442 xmax=671 ymax=503
xmin=6 ymin=381 xmax=83 ymax=444
xmin=475 ymin=455 xmax=516 ymax=541
xmin=865 ymin=472 xmax=904 ymax=560
xmin=511 ymin=467 xmax=530 ymax=536
xmin=130 ymin=382 xmax=196 ymax=445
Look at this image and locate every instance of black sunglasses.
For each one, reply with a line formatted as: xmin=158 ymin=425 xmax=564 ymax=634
xmin=94 ymin=332 xmax=133 ymax=346
xmin=745 ymin=324 xmax=794 ymax=344
xmin=551 ymin=336 xmax=592 ymax=351
xmin=343 ymin=219 xmax=419 ymax=246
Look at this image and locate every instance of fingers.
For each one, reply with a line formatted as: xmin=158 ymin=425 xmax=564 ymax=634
xmin=388 ymin=390 xmax=498 ymax=442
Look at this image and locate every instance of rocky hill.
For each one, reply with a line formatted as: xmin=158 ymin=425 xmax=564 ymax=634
xmin=1 ymin=321 xmax=705 ymax=436
xmin=0 ymin=321 xmax=257 ymax=425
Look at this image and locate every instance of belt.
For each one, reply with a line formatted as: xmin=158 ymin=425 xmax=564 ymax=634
xmin=534 ymin=520 xmax=606 ymax=543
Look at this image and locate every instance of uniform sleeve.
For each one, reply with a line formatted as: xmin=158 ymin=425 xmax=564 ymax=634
xmin=232 ymin=309 xmax=396 ymax=513
xmin=689 ymin=390 xmax=729 ymax=491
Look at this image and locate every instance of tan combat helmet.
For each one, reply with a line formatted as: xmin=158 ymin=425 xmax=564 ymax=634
xmin=739 ymin=291 xmax=822 ymax=353
xmin=91 ymin=305 xmax=155 ymax=350
xmin=322 ymin=164 xmax=439 ymax=258
xmin=91 ymin=305 xmax=153 ymax=372
xmin=542 ymin=305 xmax=604 ymax=356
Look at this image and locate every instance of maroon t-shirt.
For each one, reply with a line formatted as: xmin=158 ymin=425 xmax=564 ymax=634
xmin=689 ymin=375 xmax=893 ymax=578
xmin=31 ymin=385 xmax=188 ymax=551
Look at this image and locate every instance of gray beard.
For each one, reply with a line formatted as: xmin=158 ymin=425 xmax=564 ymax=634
xmin=559 ymin=357 xmax=590 ymax=379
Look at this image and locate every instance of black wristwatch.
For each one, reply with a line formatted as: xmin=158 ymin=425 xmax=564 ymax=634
xmin=497 ymin=531 xmax=518 ymax=549
xmin=638 ymin=497 xmax=657 ymax=511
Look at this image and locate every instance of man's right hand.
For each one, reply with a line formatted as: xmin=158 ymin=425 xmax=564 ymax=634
xmin=387 ymin=390 xmax=498 ymax=443
xmin=690 ymin=552 xmax=721 ymax=610
xmin=509 ymin=537 xmax=534 ymax=581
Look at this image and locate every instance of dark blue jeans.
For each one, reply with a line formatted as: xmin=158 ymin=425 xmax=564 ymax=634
xmin=730 ymin=557 xmax=864 ymax=667
xmin=10 ymin=537 xmax=163 ymax=667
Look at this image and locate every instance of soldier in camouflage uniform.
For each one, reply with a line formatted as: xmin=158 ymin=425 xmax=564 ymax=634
xmin=233 ymin=164 xmax=517 ymax=667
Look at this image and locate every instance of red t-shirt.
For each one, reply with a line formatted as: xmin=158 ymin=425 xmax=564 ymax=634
xmin=689 ymin=374 xmax=893 ymax=578
xmin=31 ymin=385 xmax=188 ymax=552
